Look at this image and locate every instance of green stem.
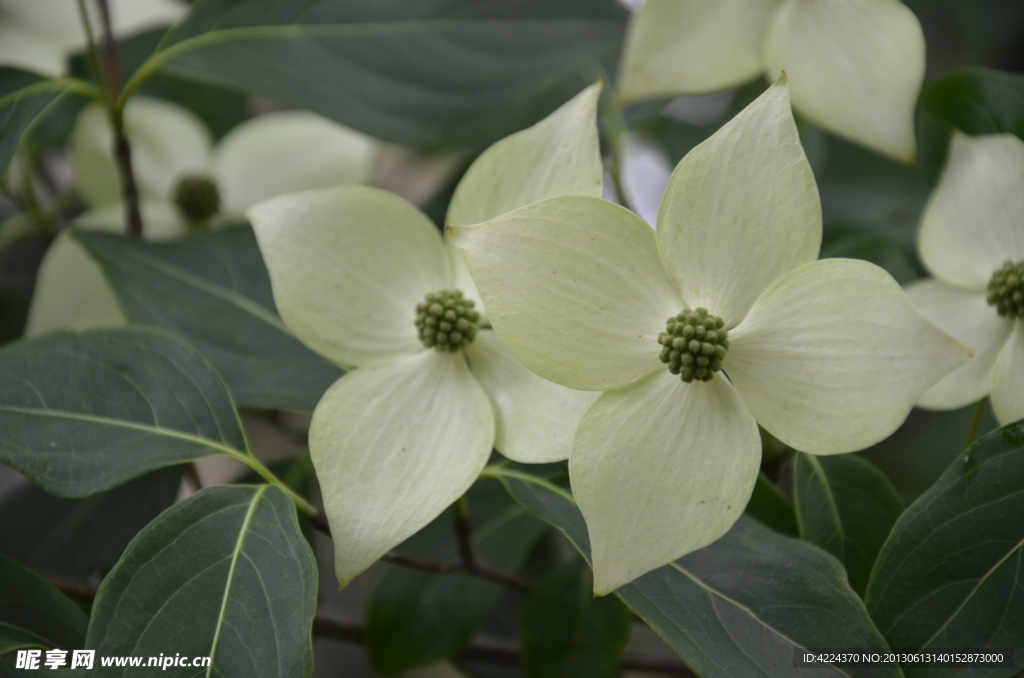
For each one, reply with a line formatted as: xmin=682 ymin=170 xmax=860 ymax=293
xmin=74 ymin=0 xmax=109 ymax=106
xmin=228 ymin=450 xmax=318 ymax=517
xmin=963 ymin=398 xmax=988 ymax=450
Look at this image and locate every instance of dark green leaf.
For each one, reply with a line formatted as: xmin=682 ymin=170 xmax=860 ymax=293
xmin=75 ymin=227 xmax=342 ymax=411
xmin=794 ymin=454 xmax=903 ymax=596
xmin=866 ymin=421 xmax=1024 ymax=676
xmin=520 ymin=559 xmax=629 ymax=678
xmin=921 ymin=68 xmax=1024 ymax=140
xmin=1 ymin=68 xmax=93 ymax=176
xmin=131 ymin=0 xmax=627 ymax=148
xmin=496 ymin=472 xmax=900 ymax=678
xmin=0 ymin=554 xmax=87 ymax=654
xmin=744 ymin=474 xmax=798 ymax=537
xmin=0 ymin=327 xmax=247 ymax=497
xmin=0 ymin=468 xmax=181 ymax=584
xmin=366 ymin=477 xmax=548 ymax=675
xmin=86 ymin=485 xmax=317 ymax=678
xmin=820 ymin=230 xmax=921 ymax=286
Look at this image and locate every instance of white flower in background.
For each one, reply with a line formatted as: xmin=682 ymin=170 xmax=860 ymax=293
xmin=247 ymin=85 xmax=604 ymax=586
xmin=617 ymin=0 xmax=925 ymax=161
xmin=451 ymin=81 xmax=969 ymax=594
xmin=0 ymin=0 xmax=184 ymax=76
xmin=906 ymin=133 xmax=1024 ymax=426
xmin=25 ymin=96 xmax=377 ymax=335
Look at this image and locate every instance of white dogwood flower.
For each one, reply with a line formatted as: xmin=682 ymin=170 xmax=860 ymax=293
xmin=247 ymin=85 xmax=604 ymax=586
xmin=451 ymin=81 xmax=969 ymax=594
xmin=26 ymin=96 xmax=377 ymax=335
xmin=0 ymin=0 xmax=183 ymax=75
xmin=617 ymin=0 xmax=925 ymax=161
xmin=906 ymin=132 xmax=1024 ymax=426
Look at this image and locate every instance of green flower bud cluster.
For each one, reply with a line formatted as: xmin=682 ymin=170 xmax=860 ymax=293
xmin=988 ymin=260 xmax=1024 ymax=319
xmin=415 ymin=290 xmax=480 ymax=352
xmin=173 ymin=175 xmax=221 ymax=225
xmin=658 ymin=307 xmax=729 ymax=383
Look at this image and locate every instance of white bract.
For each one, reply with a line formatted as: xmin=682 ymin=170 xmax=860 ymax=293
xmin=906 ymin=132 xmax=1024 ymax=426
xmin=451 ymin=81 xmax=969 ymax=594
xmin=0 ymin=0 xmax=184 ymax=75
xmin=247 ymin=85 xmax=604 ymax=586
xmin=26 ymin=96 xmax=376 ymax=335
xmin=617 ymin=0 xmax=925 ymax=161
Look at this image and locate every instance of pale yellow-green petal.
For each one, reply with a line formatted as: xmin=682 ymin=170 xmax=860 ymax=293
xmin=728 ymin=259 xmax=971 ymax=455
xmin=571 ymin=371 xmax=761 ymax=595
xmin=918 ymin=133 xmax=1024 ymax=290
xmin=24 ymin=231 xmax=124 ymax=336
xmin=72 ymin=97 xmax=212 ymax=207
xmin=311 ymin=351 xmax=494 ymax=586
xmin=991 ymin=322 xmax=1024 ymax=426
xmin=617 ymin=0 xmax=779 ymax=103
xmin=763 ymin=0 xmax=924 ymax=161
xmin=248 ymin=186 xmax=451 ymax=368
xmin=906 ymin=278 xmax=1013 ymax=410
xmin=0 ymin=25 xmax=65 ymax=75
xmin=75 ymin=201 xmax=188 ymax=240
xmin=444 ymin=237 xmax=486 ymax=324
xmin=656 ymin=80 xmax=820 ymax=328
xmin=466 ymin=330 xmax=600 ymax=464
xmin=445 ymin=83 xmax=603 ymax=228
xmin=451 ymin=196 xmax=681 ymax=392
xmin=212 ymin=111 xmax=376 ymax=216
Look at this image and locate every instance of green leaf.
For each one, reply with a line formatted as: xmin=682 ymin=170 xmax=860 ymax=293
xmin=793 ymin=454 xmax=904 ymax=596
xmin=0 ymin=327 xmax=247 ymax=497
xmin=921 ymin=68 xmax=1024 ymax=140
xmin=74 ymin=226 xmax=342 ymax=411
xmin=86 ymin=485 xmax=317 ymax=678
xmin=127 ymin=0 xmax=627 ymax=148
xmin=520 ymin=558 xmax=630 ymax=678
xmin=492 ymin=470 xmax=900 ymax=678
xmin=0 ymin=68 xmax=94 ymax=176
xmin=866 ymin=421 xmax=1024 ymax=676
xmin=0 ymin=468 xmax=181 ymax=583
xmin=744 ymin=474 xmax=799 ymax=537
xmin=366 ymin=477 xmax=548 ymax=675
xmin=0 ymin=554 xmax=87 ymax=654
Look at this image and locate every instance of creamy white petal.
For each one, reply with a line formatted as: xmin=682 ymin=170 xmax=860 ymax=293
xmin=248 ymin=186 xmax=451 ymax=368
xmin=466 ymin=330 xmax=600 ymax=464
xmin=311 ymin=351 xmax=494 ymax=586
xmin=571 ymin=371 xmax=761 ymax=594
xmin=906 ymin=279 xmax=1013 ymax=410
xmin=75 ymin=201 xmax=188 ymax=240
xmin=763 ymin=0 xmax=924 ymax=161
xmin=656 ymin=81 xmax=821 ymax=327
xmin=918 ymin=133 xmax=1024 ymax=290
xmin=212 ymin=111 xmax=376 ymax=216
xmin=24 ymin=231 xmax=124 ymax=336
xmin=991 ymin=321 xmax=1024 ymax=426
xmin=451 ymin=196 xmax=681 ymax=392
xmin=445 ymin=83 xmax=603 ymax=228
xmin=728 ymin=259 xmax=971 ymax=454
xmin=72 ymin=98 xmax=212 ymax=207
xmin=445 ymin=237 xmax=486 ymax=324
xmin=617 ymin=0 xmax=780 ymax=102
xmin=0 ymin=25 xmax=65 ymax=75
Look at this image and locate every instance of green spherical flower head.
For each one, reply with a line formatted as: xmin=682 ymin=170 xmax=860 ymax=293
xmin=415 ymin=289 xmax=480 ymax=352
xmin=658 ymin=307 xmax=729 ymax=383
xmin=987 ymin=260 xmax=1024 ymax=319
xmin=173 ymin=175 xmax=220 ymax=225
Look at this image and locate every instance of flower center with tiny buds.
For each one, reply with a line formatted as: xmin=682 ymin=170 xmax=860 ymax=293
xmin=987 ymin=260 xmax=1024 ymax=319
xmin=173 ymin=175 xmax=220 ymax=225
xmin=658 ymin=307 xmax=729 ymax=383
xmin=415 ymin=290 xmax=480 ymax=352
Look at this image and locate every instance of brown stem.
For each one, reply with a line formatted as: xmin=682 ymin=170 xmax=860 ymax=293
xmin=313 ymin=612 xmax=695 ymax=676
xmin=452 ymin=495 xmax=477 ymax=569
xmin=48 ymin=577 xmax=97 ymax=604
xmin=95 ymin=0 xmax=143 ymax=238
xmin=308 ymin=511 xmax=534 ymax=593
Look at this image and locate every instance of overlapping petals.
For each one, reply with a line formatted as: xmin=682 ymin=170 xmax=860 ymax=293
xmin=617 ymin=0 xmax=925 ymax=161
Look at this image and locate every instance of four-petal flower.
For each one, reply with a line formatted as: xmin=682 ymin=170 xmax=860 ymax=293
xmin=907 ymin=132 xmax=1024 ymax=426
xmin=451 ymin=81 xmax=970 ymax=593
